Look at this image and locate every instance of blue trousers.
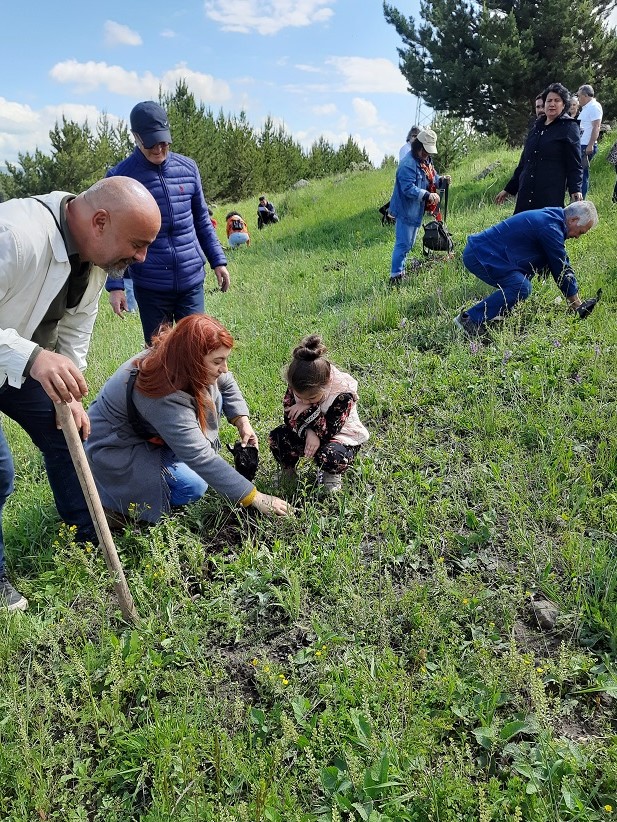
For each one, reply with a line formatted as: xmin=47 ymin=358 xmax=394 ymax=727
xmin=132 ymin=281 xmax=205 ymax=345
xmin=0 ymin=378 xmax=97 ymax=575
xmin=228 ymin=233 xmax=250 ymax=248
xmin=463 ymin=247 xmax=532 ymax=325
xmin=162 ymin=454 xmax=208 ymax=506
xmin=124 ymin=277 xmax=138 ymax=312
xmin=581 ymin=143 xmax=598 ymax=199
xmin=390 ymin=221 xmax=420 ymax=278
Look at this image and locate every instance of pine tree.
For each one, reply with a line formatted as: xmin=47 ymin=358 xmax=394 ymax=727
xmin=384 ymin=0 xmax=617 ymax=144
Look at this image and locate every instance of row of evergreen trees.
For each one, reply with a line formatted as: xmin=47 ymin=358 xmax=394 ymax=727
xmin=0 ymin=82 xmax=371 ymax=203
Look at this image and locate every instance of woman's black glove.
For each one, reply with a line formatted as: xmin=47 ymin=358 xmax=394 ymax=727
xmin=576 ymin=289 xmax=602 ymax=319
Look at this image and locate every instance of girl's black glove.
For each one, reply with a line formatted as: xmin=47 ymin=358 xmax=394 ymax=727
xmin=576 ymin=289 xmax=602 ymax=319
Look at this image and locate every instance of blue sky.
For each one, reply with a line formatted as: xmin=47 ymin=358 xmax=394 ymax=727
xmin=0 ymin=0 xmax=428 ymax=172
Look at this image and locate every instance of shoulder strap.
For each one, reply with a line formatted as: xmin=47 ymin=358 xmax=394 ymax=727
xmin=441 ymin=180 xmax=449 ymax=224
xmin=28 ymin=197 xmax=64 ymax=239
xmin=126 ymin=368 xmax=164 ymax=444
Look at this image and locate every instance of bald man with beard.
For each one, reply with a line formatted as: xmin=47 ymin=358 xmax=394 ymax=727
xmin=0 ymin=176 xmax=160 ymax=610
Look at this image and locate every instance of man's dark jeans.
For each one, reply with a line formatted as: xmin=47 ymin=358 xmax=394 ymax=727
xmin=0 ymin=377 xmax=96 ymax=574
xmin=133 ymin=281 xmax=205 ymax=345
xmin=581 ymin=143 xmax=598 ymax=199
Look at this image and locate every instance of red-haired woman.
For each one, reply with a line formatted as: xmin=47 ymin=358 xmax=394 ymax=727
xmin=85 ymin=314 xmax=290 ymax=522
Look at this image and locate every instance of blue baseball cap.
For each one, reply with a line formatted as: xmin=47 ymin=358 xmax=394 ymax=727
xmin=130 ymin=101 xmax=172 ymax=148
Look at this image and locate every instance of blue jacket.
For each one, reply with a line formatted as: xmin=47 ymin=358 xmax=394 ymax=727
xmin=389 ymin=152 xmax=444 ymax=227
xmin=465 ymin=208 xmax=579 ymax=298
xmin=105 ymin=148 xmax=227 ymax=294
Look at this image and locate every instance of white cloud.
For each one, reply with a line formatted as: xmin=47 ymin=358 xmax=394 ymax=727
xmin=0 ymin=99 xmax=107 ymax=166
xmin=49 ymin=60 xmax=231 ymax=104
xmin=352 ymin=97 xmax=378 ymax=127
xmin=295 ymin=64 xmax=324 ymax=74
xmin=312 ymin=103 xmax=337 ymax=116
xmin=161 ymin=29 xmax=177 ymax=38
xmin=326 ymin=57 xmax=408 ymax=94
xmin=356 ymin=135 xmax=386 ymax=166
xmin=204 ymin=0 xmax=335 ymax=35
xmin=103 ymin=20 xmax=143 ymax=47
xmin=0 ymin=98 xmax=39 ymax=133
xmin=162 ymin=63 xmax=232 ymax=103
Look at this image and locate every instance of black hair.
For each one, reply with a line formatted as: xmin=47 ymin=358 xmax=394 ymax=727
xmin=285 ymin=334 xmax=331 ymax=393
xmin=226 ymin=211 xmax=243 ymax=220
xmin=411 ymin=138 xmax=426 ymax=157
xmin=542 ymin=82 xmax=570 ymax=111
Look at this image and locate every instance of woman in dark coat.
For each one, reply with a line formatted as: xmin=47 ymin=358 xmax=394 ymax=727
xmin=496 ymin=83 xmax=583 ymax=213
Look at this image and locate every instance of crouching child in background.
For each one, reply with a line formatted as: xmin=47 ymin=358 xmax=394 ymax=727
xmin=269 ymin=335 xmax=369 ymax=493
xmin=225 ymin=212 xmax=250 ymax=248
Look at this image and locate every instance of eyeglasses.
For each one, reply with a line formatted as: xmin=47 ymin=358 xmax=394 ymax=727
xmin=136 ymin=135 xmax=170 ymax=151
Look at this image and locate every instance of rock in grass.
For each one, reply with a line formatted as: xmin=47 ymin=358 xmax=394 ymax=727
xmin=529 ymin=597 xmax=559 ymax=631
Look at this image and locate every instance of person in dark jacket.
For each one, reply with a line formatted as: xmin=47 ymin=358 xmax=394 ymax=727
xmin=257 ymin=195 xmax=279 ymax=229
xmin=105 ymin=101 xmax=230 ymax=344
xmin=496 ymin=83 xmax=583 ymax=213
xmin=454 ymin=201 xmax=600 ymax=337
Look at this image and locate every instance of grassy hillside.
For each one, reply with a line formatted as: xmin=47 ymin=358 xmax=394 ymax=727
xmin=1 ymin=139 xmax=617 ymax=820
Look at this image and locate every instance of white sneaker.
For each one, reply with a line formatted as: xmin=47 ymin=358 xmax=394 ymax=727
xmin=320 ymin=472 xmax=342 ymax=493
xmin=0 ymin=575 xmax=28 ymax=611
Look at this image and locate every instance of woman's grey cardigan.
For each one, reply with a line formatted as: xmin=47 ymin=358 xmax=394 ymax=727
xmin=85 ymin=356 xmax=254 ymax=522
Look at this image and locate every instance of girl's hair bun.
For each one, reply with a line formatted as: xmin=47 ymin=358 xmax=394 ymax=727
xmin=292 ymin=334 xmax=327 ymax=361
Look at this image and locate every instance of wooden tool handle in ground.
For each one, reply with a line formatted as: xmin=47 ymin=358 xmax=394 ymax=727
xmin=57 ymin=402 xmax=138 ymax=624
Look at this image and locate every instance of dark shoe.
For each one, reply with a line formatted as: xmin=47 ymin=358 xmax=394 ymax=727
xmin=453 ymin=311 xmax=485 ymax=338
xmin=0 ymin=575 xmax=28 ymax=612
xmin=389 ymin=273 xmax=408 ymax=287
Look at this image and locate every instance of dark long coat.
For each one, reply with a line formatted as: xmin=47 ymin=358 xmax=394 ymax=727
xmin=505 ymin=115 xmax=583 ymax=214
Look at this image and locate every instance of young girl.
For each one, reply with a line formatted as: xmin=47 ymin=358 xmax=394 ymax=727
xmin=225 ymin=211 xmax=250 ymax=248
xmin=269 ymin=335 xmax=369 ymax=493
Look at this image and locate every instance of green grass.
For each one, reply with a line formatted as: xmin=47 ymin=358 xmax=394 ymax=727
xmin=1 ymin=139 xmax=617 ymax=820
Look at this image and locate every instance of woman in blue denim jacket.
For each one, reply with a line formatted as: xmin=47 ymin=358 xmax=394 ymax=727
xmin=388 ymin=128 xmax=451 ymax=285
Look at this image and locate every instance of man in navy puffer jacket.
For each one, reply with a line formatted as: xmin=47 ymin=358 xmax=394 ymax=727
xmin=105 ymin=101 xmax=230 ymax=343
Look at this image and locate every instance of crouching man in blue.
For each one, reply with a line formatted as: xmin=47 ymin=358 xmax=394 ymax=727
xmin=454 ymin=201 xmax=600 ymax=337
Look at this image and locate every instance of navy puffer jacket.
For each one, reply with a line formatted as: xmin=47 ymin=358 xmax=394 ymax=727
xmin=105 ymin=148 xmax=227 ymax=294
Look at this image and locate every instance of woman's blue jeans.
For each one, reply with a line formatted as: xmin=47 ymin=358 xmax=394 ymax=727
xmin=390 ymin=221 xmax=420 ymax=278
xmin=124 ymin=277 xmax=138 ymax=312
xmin=463 ymin=247 xmax=532 ymax=325
xmin=162 ymin=452 xmax=208 ymax=506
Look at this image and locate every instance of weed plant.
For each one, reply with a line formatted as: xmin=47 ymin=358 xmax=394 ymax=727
xmin=1 ymin=138 xmax=616 ymax=820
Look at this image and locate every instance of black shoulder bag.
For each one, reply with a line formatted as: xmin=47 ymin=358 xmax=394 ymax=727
xmin=126 ymin=369 xmax=165 ymax=446
xmin=422 ymin=181 xmax=454 ymax=255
